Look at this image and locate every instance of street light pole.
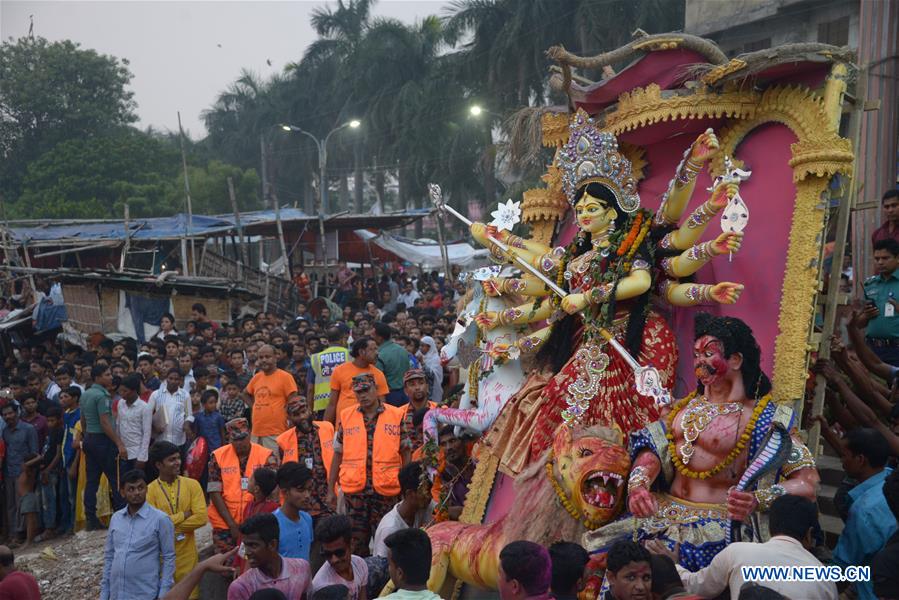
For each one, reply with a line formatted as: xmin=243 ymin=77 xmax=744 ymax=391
xmin=280 ymin=120 xmax=360 ymax=264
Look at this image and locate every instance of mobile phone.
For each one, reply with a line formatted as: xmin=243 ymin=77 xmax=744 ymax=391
xmin=863 ymin=290 xmax=875 ymax=308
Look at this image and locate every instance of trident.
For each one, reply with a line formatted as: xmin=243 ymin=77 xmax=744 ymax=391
xmin=428 ymin=183 xmax=671 ymax=407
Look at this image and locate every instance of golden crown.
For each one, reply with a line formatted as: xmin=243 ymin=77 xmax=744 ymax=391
xmin=557 ymin=110 xmax=640 ymax=213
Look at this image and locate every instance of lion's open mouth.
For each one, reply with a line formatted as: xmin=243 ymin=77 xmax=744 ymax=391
xmin=580 ymin=471 xmax=624 ymax=509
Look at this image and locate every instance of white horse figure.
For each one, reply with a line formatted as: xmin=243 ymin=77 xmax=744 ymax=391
xmin=423 ymin=269 xmax=527 ymax=445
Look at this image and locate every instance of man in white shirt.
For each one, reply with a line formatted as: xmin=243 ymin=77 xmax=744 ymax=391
xmin=148 ymin=368 xmax=193 ymax=449
xmin=395 ymin=282 xmax=420 ymax=310
xmin=178 ymin=354 xmax=195 ymax=394
xmin=651 ymin=495 xmax=837 ymax=600
xmin=116 ymin=374 xmax=152 ymax=472
xmin=372 ymin=462 xmax=434 ymax=558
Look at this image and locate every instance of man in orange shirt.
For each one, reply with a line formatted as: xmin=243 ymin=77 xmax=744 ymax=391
xmin=242 ymin=345 xmax=297 ymax=451
xmin=327 ymin=373 xmax=410 ymax=555
xmin=323 ymin=337 xmax=388 ymax=424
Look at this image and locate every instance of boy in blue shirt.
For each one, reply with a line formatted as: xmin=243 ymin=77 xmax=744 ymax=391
xmin=192 ymin=389 xmax=226 ymax=451
xmin=273 ymin=462 xmax=314 ymax=561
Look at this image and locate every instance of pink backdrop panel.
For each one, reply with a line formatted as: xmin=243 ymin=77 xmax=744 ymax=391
xmin=644 ymin=123 xmax=799 ymax=395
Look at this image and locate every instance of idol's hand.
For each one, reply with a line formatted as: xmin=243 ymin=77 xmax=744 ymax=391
xmin=711 ymin=231 xmax=743 ymax=256
xmin=475 ymin=311 xmax=500 ymax=331
xmin=710 ymin=181 xmax=740 ymax=210
xmin=482 ymin=278 xmax=502 ymax=297
xmin=470 ymin=221 xmax=488 ymax=239
xmin=561 ymin=293 xmax=587 ymax=314
xmin=727 ymin=488 xmax=758 ymax=521
xmin=710 ymin=282 xmax=744 ymax=305
xmin=485 ymin=224 xmax=505 ymax=241
xmin=628 ymin=487 xmax=658 ymax=518
xmin=689 ymin=129 xmax=719 ymax=163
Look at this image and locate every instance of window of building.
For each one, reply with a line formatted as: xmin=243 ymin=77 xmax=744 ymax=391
xmin=743 ymin=38 xmax=771 ymax=53
xmin=818 ymin=16 xmax=850 ymax=46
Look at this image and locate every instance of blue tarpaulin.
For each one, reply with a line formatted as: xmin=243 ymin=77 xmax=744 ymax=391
xmin=10 ymin=213 xmax=234 ymax=243
xmin=9 ymin=208 xmax=430 ymax=244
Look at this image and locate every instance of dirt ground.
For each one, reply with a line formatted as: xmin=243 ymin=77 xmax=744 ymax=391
xmin=14 ymin=523 xmax=212 ymax=596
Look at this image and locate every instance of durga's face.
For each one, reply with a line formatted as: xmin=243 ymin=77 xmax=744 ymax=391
xmin=574 ymin=191 xmax=617 ymax=235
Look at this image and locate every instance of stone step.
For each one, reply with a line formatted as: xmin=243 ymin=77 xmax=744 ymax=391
xmin=816 ymin=454 xmax=844 ymax=487
xmin=817 ymin=483 xmax=840 ymax=517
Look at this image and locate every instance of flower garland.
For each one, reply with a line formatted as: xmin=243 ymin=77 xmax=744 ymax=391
xmin=545 ymin=453 xmax=603 ymax=530
xmin=620 ymin=217 xmax=651 ymax=273
xmin=617 ymin=211 xmax=645 ymax=257
xmin=665 ymin=391 xmax=772 ymax=480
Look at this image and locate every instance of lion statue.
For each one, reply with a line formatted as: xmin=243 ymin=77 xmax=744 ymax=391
xmin=424 ymin=423 xmax=631 ymax=595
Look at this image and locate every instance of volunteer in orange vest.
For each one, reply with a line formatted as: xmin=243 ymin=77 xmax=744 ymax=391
xmin=206 ymin=418 xmax=278 ymax=554
xmin=276 ymin=395 xmax=335 ymax=521
xmin=323 ymin=336 xmax=389 ymax=424
xmin=399 ymin=368 xmax=436 ymax=452
xmin=327 ymin=373 xmax=411 ymax=554
xmin=242 ymin=344 xmax=298 ymax=451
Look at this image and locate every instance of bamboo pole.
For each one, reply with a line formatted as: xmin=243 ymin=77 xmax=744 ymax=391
xmin=228 ymin=177 xmax=248 ymax=280
xmin=177 ymin=111 xmax=194 ymax=276
xmin=119 ymin=203 xmax=130 ymax=272
xmin=808 ymin=62 xmax=859 ymax=457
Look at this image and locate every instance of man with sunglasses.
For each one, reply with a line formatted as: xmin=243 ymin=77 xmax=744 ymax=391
xmin=328 ymin=373 xmax=411 ymax=555
xmin=311 ymin=514 xmax=369 ymax=600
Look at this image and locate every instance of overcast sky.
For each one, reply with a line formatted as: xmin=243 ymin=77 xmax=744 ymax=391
xmin=1 ymin=1 xmax=444 ymax=138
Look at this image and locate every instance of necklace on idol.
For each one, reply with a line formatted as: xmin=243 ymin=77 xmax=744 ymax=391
xmin=677 ymin=395 xmax=742 ymax=465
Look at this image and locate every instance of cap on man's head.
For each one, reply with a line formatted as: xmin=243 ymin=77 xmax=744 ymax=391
xmin=352 ymin=373 xmax=376 ymax=392
xmin=226 ymin=418 xmax=250 ymax=441
xmin=403 ymin=368 xmax=426 ymax=385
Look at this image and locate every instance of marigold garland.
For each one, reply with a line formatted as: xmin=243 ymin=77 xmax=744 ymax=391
xmin=617 ymin=211 xmax=645 ymax=256
xmin=627 ymin=220 xmax=651 ymax=261
xmin=665 ymin=391 xmax=772 ymax=480
xmin=546 ymin=452 xmax=603 ymax=530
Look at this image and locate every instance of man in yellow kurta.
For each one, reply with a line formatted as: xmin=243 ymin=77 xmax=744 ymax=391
xmin=146 ymin=441 xmax=208 ymax=599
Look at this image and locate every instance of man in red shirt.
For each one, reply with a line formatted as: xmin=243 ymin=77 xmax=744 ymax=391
xmin=871 ymin=190 xmax=899 ymax=246
xmin=0 ymin=545 xmax=40 ymax=600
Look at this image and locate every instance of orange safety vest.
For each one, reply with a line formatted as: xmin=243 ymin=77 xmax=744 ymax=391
xmin=276 ymin=421 xmax=335 ymax=482
xmin=400 ymin=401 xmax=437 ymax=421
xmin=207 ymin=443 xmax=273 ymax=530
xmin=338 ymin=404 xmax=404 ymax=497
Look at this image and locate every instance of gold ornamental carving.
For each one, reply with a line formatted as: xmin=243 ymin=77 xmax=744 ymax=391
xmin=604 ymin=83 xmax=759 ymax=135
xmin=541 ymin=111 xmax=571 ymax=148
xmin=701 ymin=59 xmax=748 ymax=85
xmin=632 ymin=36 xmax=685 ymax=52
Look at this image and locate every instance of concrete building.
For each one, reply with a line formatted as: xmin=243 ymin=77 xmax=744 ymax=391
xmin=686 ymin=0 xmax=898 ymax=278
xmin=686 ymin=0 xmax=858 ymax=56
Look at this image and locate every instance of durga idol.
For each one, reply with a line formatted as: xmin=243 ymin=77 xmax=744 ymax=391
xmin=594 ymin=313 xmax=820 ymax=571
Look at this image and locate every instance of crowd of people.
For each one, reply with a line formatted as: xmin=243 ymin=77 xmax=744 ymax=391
xmin=0 ymin=266 xmax=476 ymax=599
xmin=0 ymin=222 xmax=897 ymax=599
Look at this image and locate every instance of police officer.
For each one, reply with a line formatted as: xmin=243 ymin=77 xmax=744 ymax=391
xmin=307 ymin=327 xmax=349 ymax=419
xmin=864 ymin=238 xmax=899 ymax=365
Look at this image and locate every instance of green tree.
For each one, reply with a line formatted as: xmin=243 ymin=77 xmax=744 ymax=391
xmin=14 ymin=128 xmax=179 ymax=219
xmin=0 ymin=36 xmax=137 ymax=203
xmin=165 ymin=160 xmax=261 ymax=216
